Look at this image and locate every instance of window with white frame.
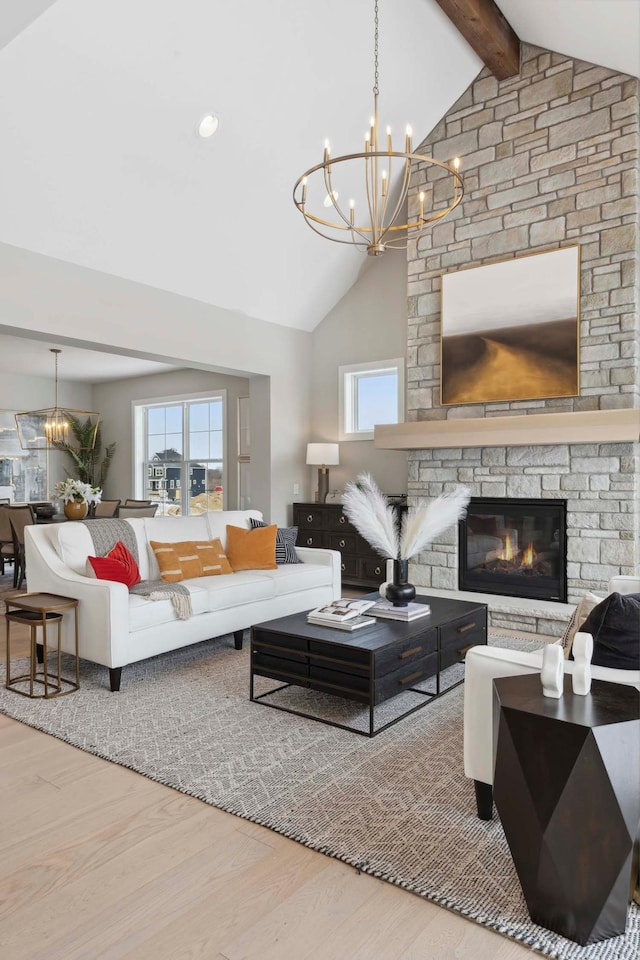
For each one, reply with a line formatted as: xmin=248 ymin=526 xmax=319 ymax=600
xmin=134 ymin=393 xmax=226 ymax=516
xmin=339 ymin=359 xmax=404 ymax=441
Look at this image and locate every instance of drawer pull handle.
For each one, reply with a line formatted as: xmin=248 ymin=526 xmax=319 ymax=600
xmin=374 ymin=566 xmax=381 ymax=576
xmin=339 ymin=539 xmax=346 ymax=548
xmin=399 ymin=645 xmax=422 ymax=660
xmin=307 ymin=514 xmax=314 ymax=522
xmin=399 ymin=670 xmax=423 ymax=686
xmin=306 ymin=537 xmax=313 ymax=546
xmin=341 ymin=563 xmax=346 ymax=571
xmin=339 ymin=516 xmax=346 ymax=524
xmin=457 ymin=621 xmax=476 ymax=634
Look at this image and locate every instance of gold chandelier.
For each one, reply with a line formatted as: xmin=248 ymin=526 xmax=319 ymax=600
xmin=293 ymin=0 xmax=463 ymax=256
xmin=15 ymin=348 xmax=100 ymax=451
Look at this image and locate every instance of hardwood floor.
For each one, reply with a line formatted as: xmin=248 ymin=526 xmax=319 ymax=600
xmin=0 ymin=599 xmax=534 ymax=959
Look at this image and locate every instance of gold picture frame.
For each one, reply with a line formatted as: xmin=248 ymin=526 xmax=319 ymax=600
xmin=440 ymin=244 xmax=581 ymax=406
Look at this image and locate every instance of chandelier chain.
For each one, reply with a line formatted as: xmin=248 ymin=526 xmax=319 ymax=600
xmin=373 ymin=0 xmax=379 ymax=96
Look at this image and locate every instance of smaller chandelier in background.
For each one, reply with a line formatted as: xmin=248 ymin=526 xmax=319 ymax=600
xmin=293 ymin=0 xmax=463 ymax=256
xmin=15 ymin=348 xmax=100 ymax=451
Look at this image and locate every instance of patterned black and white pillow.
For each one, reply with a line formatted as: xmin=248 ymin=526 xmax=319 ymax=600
xmin=249 ymin=518 xmax=302 ymax=564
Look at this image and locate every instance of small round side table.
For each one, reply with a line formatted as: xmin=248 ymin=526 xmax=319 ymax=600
xmin=5 ymin=593 xmax=80 ymax=698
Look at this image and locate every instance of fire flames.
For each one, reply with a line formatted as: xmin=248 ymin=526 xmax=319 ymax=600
xmin=498 ymin=534 xmax=515 ymax=562
xmin=521 ymin=543 xmax=536 ymax=567
xmin=497 ymin=535 xmax=536 ymax=568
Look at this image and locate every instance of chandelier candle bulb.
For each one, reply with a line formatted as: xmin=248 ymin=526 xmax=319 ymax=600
xmin=386 ymin=126 xmax=392 ymax=151
xmin=381 ymin=169 xmax=387 ymax=196
xmin=419 ymin=192 xmax=425 ymax=220
xmin=301 ymin=177 xmax=307 ymax=204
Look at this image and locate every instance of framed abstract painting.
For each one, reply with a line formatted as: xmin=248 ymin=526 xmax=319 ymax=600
xmin=440 ymin=245 xmax=580 ymax=405
xmin=0 ymin=411 xmax=48 ymax=501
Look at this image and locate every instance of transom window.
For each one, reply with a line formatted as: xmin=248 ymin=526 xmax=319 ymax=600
xmin=339 ymin=359 xmax=404 ymax=441
xmin=135 ymin=393 xmax=225 ymax=516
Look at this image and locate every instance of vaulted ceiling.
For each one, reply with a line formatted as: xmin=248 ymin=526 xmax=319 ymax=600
xmin=0 ymin=0 xmax=638 ymax=338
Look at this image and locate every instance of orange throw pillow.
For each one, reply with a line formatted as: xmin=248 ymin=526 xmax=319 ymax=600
xmin=193 ymin=538 xmax=233 ymax=576
xmin=150 ymin=540 xmax=204 ymax=582
xmin=225 ymin=524 xmax=277 ymax=571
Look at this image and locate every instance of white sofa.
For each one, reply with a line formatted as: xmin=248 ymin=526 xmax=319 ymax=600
xmin=464 ymin=575 xmax=640 ymax=819
xmin=25 ymin=511 xmax=341 ymax=690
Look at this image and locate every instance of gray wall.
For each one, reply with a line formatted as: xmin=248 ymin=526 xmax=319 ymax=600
xmin=92 ymin=368 xmax=250 ymax=509
xmin=310 ymin=252 xmax=408 ymax=497
xmin=0 ymin=242 xmax=311 ymax=525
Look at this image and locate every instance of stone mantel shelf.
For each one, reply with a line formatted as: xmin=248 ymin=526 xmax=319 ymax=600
xmin=374 ymin=409 xmax=640 ymax=451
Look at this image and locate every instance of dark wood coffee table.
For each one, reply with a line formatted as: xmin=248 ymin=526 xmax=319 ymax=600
xmin=250 ymin=595 xmax=487 ymax=736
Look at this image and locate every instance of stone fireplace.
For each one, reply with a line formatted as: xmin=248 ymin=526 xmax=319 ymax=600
xmin=375 ymin=43 xmax=639 ymax=621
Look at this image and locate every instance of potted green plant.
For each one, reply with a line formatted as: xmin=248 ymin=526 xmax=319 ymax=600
xmin=53 ymin=414 xmax=116 ymax=488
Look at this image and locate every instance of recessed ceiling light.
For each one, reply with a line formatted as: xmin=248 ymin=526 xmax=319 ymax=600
xmin=323 ymin=190 xmax=339 ymax=208
xmin=198 ymin=114 xmax=220 ymax=138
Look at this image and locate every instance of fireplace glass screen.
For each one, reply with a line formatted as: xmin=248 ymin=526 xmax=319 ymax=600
xmin=459 ymin=498 xmax=567 ymax=602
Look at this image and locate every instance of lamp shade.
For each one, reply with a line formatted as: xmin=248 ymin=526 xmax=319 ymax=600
xmin=306 ymin=443 xmax=339 ymax=466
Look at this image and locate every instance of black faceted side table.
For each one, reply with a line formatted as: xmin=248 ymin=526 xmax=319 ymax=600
xmin=493 ymin=674 xmax=640 ymax=946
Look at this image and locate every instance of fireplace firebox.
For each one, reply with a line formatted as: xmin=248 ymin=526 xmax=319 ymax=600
xmin=459 ymin=498 xmax=567 ymax=602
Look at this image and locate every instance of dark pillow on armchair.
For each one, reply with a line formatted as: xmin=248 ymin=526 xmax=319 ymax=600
xmin=577 ymin=592 xmax=640 ymax=671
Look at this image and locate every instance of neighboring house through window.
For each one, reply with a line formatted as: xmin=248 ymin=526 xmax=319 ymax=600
xmin=134 ymin=392 xmax=226 ymax=515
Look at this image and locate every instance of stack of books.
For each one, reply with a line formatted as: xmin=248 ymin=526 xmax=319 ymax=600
xmin=369 ymin=599 xmax=431 ymax=622
xmin=307 ymin=598 xmax=376 ymax=632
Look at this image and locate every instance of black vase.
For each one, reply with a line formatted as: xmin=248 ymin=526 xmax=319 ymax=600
xmin=385 ymin=559 xmax=416 ymax=607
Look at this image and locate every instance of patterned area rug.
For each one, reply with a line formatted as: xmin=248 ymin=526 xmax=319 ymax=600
xmin=0 ymin=634 xmax=638 ymax=960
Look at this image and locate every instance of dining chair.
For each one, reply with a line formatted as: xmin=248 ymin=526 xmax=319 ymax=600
xmin=7 ymin=504 xmax=35 ymax=589
xmin=118 ymin=504 xmax=159 ymax=519
xmin=93 ymin=499 xmax=121 ymax=518
xmin=0 ymin=505 xmax=16 ymax=576
xmin=123 ymin=499 xmax=152 ymax=507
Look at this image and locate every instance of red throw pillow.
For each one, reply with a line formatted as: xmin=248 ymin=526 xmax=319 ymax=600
xmin=88 ymin=540 xmax=141 ymax=587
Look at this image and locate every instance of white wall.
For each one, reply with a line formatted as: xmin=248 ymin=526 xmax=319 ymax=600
xmin=0 ymin=370 xmax=93 ymax=495
xmin=92 ymin=368 xmax=250 ymax=508
xmin=0 ymin=242 xmax=312 ymax=524
xmin=310 ymin=252 xmax=408 ymax=497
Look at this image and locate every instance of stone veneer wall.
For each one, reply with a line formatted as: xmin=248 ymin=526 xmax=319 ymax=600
xmin=405 ymin=44 xmax=639 ymax=605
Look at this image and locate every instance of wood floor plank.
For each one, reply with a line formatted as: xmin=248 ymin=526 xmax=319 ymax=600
xmin=397 ymin=902 xmax=532 ymax=959
xmin=218 ymin=860 xmax=378 ymax=960
xmin=0 ymin=802 xmax=267 ymax=960
xmin=304 ymin=878 xmax=441 ymax=960
xmin=107 ymin=837 xmax=328 ymax=959
xmin=27 ymin=827 xmax=274 ymax=960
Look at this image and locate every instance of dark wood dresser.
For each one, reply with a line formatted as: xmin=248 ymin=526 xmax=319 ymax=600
xmin=292 ymin=501 xmax=406 ymax=589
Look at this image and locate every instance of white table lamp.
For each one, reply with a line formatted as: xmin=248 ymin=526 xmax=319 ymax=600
xmin=306 ymin=443 xmax=339 ymax=503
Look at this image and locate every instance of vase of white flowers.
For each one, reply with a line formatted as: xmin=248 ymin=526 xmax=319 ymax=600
xmin=342 ymin=474 xmax=471 ymax=607
xmin=55 ymin=478 xmax=102 ymax=521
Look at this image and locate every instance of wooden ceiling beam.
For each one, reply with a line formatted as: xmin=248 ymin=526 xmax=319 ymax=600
xmin=434 ymin=0 xmax=521 ymax=80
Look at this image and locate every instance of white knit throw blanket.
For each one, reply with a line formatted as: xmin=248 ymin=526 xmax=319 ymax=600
xmin=82 ymin=519 xmax=192 ymax=620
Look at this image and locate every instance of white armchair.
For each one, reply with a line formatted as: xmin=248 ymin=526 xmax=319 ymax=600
xmin=463 ymin=575 xmax=640 ymax=819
